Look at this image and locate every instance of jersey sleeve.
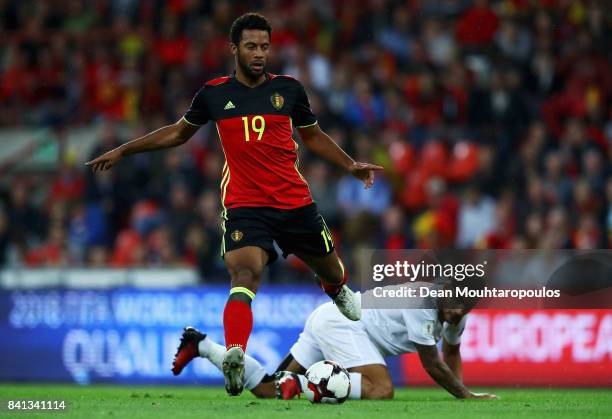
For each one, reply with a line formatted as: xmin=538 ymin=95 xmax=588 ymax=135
xmin=182 ymin=87 xmax=209 ymax=126
xmin=291 ymin=82 xmax=317 ymax=128
xmin=405 ymin=309 xmax=438 ymax=346
xmin=442 ymin=315 xmax=467 ymax=345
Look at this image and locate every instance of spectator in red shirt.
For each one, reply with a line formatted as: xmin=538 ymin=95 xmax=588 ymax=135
xmin=26 ymin=223 xmax=68 ymax=267
xmin=456 ymin=0 xmax=499 ymax=47
xmin=153 ymin=15 xmax=191 ymax=67
xmin=50 ymin=152 xmax=85 ymax=204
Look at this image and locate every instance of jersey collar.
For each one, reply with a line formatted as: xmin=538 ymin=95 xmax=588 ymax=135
xmin=230 ymin=71 xmax=270 ymax=89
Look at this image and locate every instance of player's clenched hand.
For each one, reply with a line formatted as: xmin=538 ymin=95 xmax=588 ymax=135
xmin=85 ymin=147 xmax=124 ymax=172
xmin=467 ymin=392 xmax=500 ymax=400
xmin=348 ymin=162 xmax=384 ymax=189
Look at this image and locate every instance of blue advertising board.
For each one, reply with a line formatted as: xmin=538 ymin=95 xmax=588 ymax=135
xmin=0 ymin=286 xmax=332 ymax=385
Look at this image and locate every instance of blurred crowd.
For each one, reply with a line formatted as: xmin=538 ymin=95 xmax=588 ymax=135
xmin=0 ymin=0 xmax=610 ymax=281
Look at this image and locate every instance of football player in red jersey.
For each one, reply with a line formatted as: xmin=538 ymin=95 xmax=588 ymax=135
xmin=86 ymin=13 xmax=383 ymax=396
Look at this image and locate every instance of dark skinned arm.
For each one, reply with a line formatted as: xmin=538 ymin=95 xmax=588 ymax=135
xmin=86 ymin=118 xmax=199 ymax=172
xmin=442 ymin=339 xmax=463 ymax=381
xmin=297 ymin=123 xmax=383 ymax=188
xmin=416 ymin=343 xmax=498 ymax=400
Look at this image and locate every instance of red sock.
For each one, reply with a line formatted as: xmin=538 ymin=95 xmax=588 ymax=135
xmin=223 ymin=300 xmax=253 ymax=351
xmin=320 ymin=262 xmax=348 ymax=298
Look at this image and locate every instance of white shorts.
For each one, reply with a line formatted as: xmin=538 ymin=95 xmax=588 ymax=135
xmin=290 ymin=302 xmax=385 ymax=369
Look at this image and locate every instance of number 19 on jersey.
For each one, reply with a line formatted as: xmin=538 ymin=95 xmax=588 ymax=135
xmin=241 ymin=115 xmax=266 ymax=141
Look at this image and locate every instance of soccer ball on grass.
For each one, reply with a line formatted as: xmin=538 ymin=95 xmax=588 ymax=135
xmin=304 ymin=360 xmax=351 ymax=404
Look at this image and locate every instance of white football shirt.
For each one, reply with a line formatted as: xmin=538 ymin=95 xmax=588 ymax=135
xmin=359 ymin=289 xmax=467 ymax=356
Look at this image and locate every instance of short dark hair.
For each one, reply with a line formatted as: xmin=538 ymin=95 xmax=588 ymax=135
xmin=230 ymin=13 xmax=272 ymax=45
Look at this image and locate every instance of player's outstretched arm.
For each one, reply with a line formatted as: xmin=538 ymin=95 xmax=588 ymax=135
xmin=416 ymin=343 xmax=499 ymax=400
xmin=297 ymin=124 xmax=383 ymax=189
xmin=442 ymin=339 xmax=463 ymax=381
xmin=86 ymin=118 xmax=199 ymax=172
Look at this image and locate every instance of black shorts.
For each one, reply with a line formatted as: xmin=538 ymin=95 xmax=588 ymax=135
xmin=221 ymin=203 xmax=334 ymax=264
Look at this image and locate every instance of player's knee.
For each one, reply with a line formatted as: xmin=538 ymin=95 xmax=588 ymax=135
xmin=230 ymin=266 xmax=262 ymax=288
xmin=236 ymin=266 xmax=261 ymax=281
xmin=379 ymin=384 xmax=394 ymax=399
xmin=250 ymin=383 xmax=275 ymax=399
xmin=364 ymin=383 xmax=394 ymax=400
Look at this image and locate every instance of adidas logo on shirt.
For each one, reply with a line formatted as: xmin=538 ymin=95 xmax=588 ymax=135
xmin=224 ymin=101 xmax=236 ymax=110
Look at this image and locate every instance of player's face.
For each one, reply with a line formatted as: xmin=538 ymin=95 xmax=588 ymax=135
xmin=232 ymin=29 xmax=270 ymax=79
xmin=441 ymin=308 xmax=466 ymax=325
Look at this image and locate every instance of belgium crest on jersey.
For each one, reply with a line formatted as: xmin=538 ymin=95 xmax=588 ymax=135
xmin=270 ymin=92 xmax=284 ymax=110
xmin=231 ymin=230 xmax=243 ymax=242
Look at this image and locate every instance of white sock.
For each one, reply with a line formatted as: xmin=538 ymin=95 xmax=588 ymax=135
xmin=198 ymin=337 xmax=266 ymax=390
xmin=296 ymin=374 xmax=316 ymax=402
xmin=349 ymin=372 xmax=362 ymax=399
xmin=198 ymin=337 xmax=224 ymax=368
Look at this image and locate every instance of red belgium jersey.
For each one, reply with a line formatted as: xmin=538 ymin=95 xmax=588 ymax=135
xmin=182 ymin=72 xmax=317 ymax=209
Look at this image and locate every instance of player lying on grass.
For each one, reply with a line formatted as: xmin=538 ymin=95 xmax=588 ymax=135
xmin=172 ymin=285 xmax=498 ymax=400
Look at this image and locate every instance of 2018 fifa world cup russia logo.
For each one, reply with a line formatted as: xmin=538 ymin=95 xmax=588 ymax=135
xmin=271 ymin=92 xmax=284 ymax=110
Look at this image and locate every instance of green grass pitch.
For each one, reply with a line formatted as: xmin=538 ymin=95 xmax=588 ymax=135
xmin=1 ymin=385 xmax=611 ymax=418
